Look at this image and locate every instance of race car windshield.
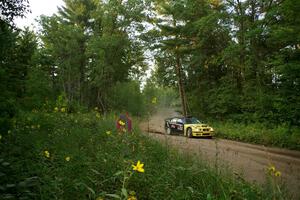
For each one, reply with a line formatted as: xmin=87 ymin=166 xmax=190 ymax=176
xmin=185 ymin=117 xmax=201 ymax=124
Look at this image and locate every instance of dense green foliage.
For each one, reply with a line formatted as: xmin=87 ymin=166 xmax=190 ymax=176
xmin=0 ymin=0 xmax=299 ymax=198
xmin=1 ymin=0 xmax=299 ymax=130
xmin=0 ymin=24 xmax=37 ymax=132
xmin=213 ymin=121 xmax=300 ymax=150
xmin=151 ymin=0 xmax=300 ymax=126
xmin=0 ymin=0 xmax=152 ymax=133
xmin=37 ymin=0 xmax=149 ymax=112
xmin=0 ymin=112 xmax=287 ymax=199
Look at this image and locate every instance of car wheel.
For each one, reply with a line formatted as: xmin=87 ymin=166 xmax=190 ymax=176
xmin=187 ymin=128 xmax=193 ymax=138
xmin=166 ymin=127 xmax=171 ymax=135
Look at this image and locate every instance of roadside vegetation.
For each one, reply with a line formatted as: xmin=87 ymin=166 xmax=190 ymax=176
xmin=213 ymin=121 xmax=300 ymax=150
xmin=0 ymin=110 xmax=287 ymax=200
xmin=0 ymin=0 xmax=298 ymax=199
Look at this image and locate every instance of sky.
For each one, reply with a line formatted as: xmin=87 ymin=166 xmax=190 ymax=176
xmin=14 ymin=0 xmax=64 ymax=29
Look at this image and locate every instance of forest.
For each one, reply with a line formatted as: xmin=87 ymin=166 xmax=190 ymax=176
xmin=1 ymin=0 xmax=300 ymax=124
xmin=0 ymin=0 xmax=299 ymax=199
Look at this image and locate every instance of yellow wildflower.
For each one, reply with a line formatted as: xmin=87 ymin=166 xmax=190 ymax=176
xmin=128 ymin=196 xmax=137 ymax=200
xmin=268 ymin=165 xmax=276 ymax=173
xmin=151 ymin=97 xmax=157 ymax=104
xmin=65 ymin=156 xmax=71 ymax=161
xmin=54 ymin=107 xmax=59 ymax=112
xmin=129 ymin=191 xmax=136 ymax=199
xmin=132 ymin=160 xmax=145 ymax=173
xmin=275 ymin=171 xmax=281 ymax=177
xmin=119 ymin=120 xmax=125 ymax=126
xmin=106 ymin=131 xmax=111 ymax=135
xmin=61 ymin=107 xmax=66 ymax=112
xmin=44 ymin=150 xmax=50 ymax=158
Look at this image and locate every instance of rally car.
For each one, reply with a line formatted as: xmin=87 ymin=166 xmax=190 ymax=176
xmin=164 ymin=116 xmax=214 ymax=138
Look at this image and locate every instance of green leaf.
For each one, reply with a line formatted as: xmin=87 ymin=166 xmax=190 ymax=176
xmin=114 ymin=170 xmax=123 ymax=177
xmin=121 ymin=188 xmax=128 ymax=198
xmin=90 ymin=169 xmax=101 ymax=175
xmin=105 ymin=194 xmax=121 ymax=199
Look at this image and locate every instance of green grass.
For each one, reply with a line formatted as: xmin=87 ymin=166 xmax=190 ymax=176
xmin=212 ymin=121 xmax=300 ymax=150
xmin=0 ymin=110 xmax=287 ymax=199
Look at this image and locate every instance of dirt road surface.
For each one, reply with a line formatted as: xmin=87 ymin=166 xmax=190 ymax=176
xmin=140 ymin=108 xmax=300 ymax=199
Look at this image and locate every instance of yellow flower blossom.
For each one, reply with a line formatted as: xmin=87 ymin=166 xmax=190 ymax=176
xmin=106 ymin=131 xmax=111 ymax=135
xmin=275 ymin=171 xmax=281 ymax=177
xmin=128 ymin=196 xmax=137 ymax=200
xmin=128 ymin=191 xmax=137 ymax=200
xmin=61 ymin=107 xmax=66 ymax=112
xmin=151 ymin=97 xmax=157 ymax=104
xmin=132 ymin=160 xmax=145 ymax=173
xmin=119 ymin=120 xmax=125 ymax=126
xmin=65 ymin=156 xmax=71 ymax=161
xmin=44 ymin=150 xmax=50 ymax=158
xmin=268 ymin=165 xmax=276 ymax=173
xmin=54 ymin=107 xmax=59 ymax=112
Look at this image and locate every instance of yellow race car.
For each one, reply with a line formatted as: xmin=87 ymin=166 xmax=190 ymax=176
xmin=164 ymin=117 xmax=214 ymax=138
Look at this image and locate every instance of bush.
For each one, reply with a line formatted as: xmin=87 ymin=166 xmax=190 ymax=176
xmin=213 ymin=121 xmax=300 ymax=150
xmin=110 ymin=81 xmax=145 ymax=116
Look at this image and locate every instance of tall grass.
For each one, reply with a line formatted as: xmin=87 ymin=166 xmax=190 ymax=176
xmin=212 ymin=121 xmax=300 ymax=150
xmin=0 ymin=110 xmax=287 ymax=199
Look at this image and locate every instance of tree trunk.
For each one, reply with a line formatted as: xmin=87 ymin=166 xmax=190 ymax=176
xmin=97 ymin=89 xmax=105 ymax=113
xmin=79 ymin=40 xmax=86 ymax=105
xmin=175 ymin=51 xmax=187 ymax=117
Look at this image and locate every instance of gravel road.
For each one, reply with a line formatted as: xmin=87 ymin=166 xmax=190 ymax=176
xmin=140 ymin=108 xmax=300 ymax=199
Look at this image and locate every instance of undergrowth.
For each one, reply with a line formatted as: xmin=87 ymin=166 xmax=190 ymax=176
xmin=213 ymin=121 xmax=300 ymax=150
xmin=0 ymin=110 xmax=287 ymax=199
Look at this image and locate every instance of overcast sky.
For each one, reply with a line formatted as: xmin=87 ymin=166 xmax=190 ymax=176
xmin=15 ymin=0 xmax=64 ymax=29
